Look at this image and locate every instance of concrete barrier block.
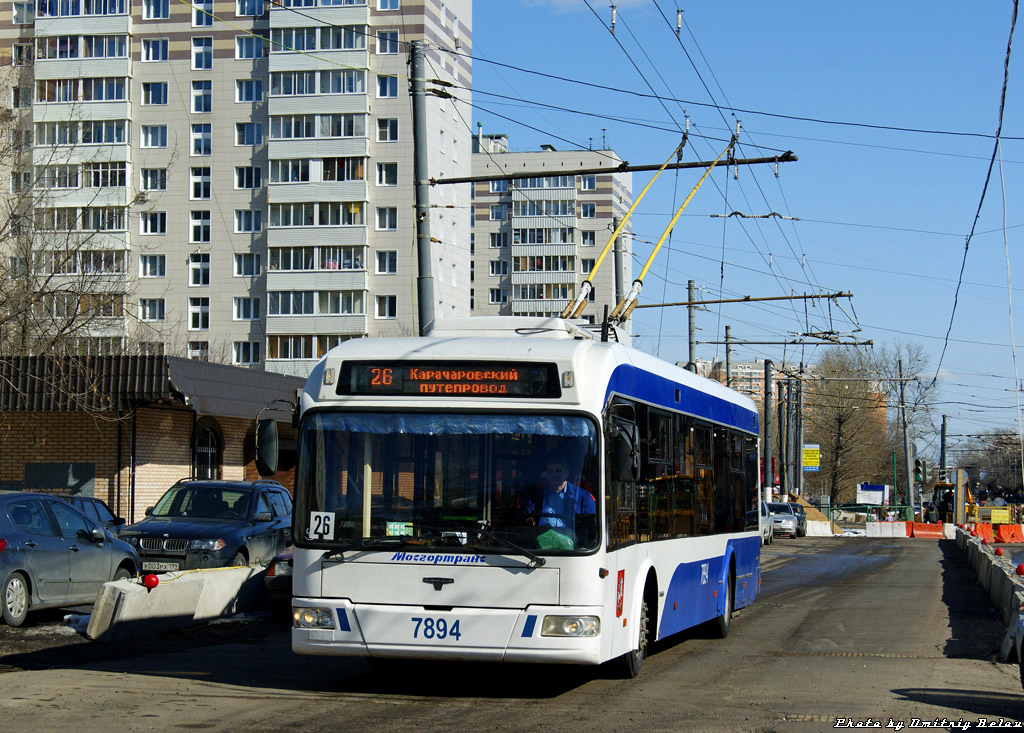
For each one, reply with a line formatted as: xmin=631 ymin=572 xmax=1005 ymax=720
xmin=87 ymin=566 xmax=270 ymax=643
xmin=805 ymin=520 xmax=834 ymax=536
xmin=866 ymin=522 xmax=882 ymax=537
xmin=88 ymin=576 xmax=205 ymax=643
xmin=893 ymin=522 xmax=909 ymax=538
xmin=943 ymin=524 xmax=956 ymax=539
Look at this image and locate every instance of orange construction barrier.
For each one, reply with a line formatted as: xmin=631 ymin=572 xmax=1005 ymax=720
xmin=911 ymin=523 xmax=943 ymax=539
xmin=995 ymin=524 xmax=1024 ymax=543
xmin=975 ymin=522 xmax=995 ymax=544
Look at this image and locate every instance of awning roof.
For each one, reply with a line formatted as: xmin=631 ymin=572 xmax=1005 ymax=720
xmin=0 ymin=356 xmax=305 ymax=420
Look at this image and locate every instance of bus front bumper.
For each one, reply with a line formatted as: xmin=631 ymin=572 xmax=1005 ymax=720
xmin=291 ymin=597 xmax=605 ymax=665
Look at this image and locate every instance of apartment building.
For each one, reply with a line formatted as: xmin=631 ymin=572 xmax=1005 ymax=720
xmin=0 ymin=0 xmax=471 ymax=377
xmin=470 ymin=131 xmax=632 ymax=327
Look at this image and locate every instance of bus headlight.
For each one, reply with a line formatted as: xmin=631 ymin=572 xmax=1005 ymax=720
xmin=541 ymin=615 xmax=600 ymax=637
xmin=294 ymin=607 xmax=335 ymax=629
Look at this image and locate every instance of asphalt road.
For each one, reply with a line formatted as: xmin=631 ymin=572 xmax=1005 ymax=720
xmin=1 ymin=537 xmax=1022 ymax=732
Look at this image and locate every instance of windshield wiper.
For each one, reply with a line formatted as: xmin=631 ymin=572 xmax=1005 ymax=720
xmin=469 ymin=525 xmax=546 ymax=567
xmin=322 ymin=536 xmax=411 ymax=561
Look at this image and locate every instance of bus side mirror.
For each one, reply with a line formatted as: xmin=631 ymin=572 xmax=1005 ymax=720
xmin=613 ymin=424 xmax=640 ymax=482
xmin=256 ymin=418 xmax=279 ymax=476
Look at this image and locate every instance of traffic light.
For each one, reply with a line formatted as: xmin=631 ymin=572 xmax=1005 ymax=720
xmin=914 ymin=458 xmax=924 ymax=483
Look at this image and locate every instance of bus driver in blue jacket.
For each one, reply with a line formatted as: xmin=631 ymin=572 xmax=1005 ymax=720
xmin=525 ymin=457 xmax=596 ymax=533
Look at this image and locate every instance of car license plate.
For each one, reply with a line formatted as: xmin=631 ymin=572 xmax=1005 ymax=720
xmin=142 ymin=561 xmax=180 ymax=572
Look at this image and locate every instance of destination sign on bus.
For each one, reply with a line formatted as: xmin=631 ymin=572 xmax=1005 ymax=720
xmin=337 ymin=361 xmax=561 ymax=397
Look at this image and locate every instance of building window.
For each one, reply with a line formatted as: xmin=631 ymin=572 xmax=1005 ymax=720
xmin=187 ymin=341 xmax=209 ymax=361
xmin=236 ymin=122 xmax=263 ymax=146
xmin=190 ymin=211 xmax=211 ymax=243
xmin=377 ymin=30 xmax=399 ymax=54
xmin=377 ymin=118 xmax=398 ymax=142
xmin=188 ymin=297 xmax=210 ymax=330
xmin=233 ymin=297 xmax=260 ymax=320
xmin=189 ymin=252 xmax=210 ymax=285
xmin=234 ymin=253 xmax=261 ymax=276
xmin=141 ymin=168 xmax=167 ymax=191
xmin=142 ymin=38 xmax=168 ymax=61
xmin=581 ymin=230 xmax=596 ymax=246
xmin=235 ymin=210 xmax=262 ymax=233
xmin=581 ymin=175 xmax=596 ymax=191
xmin=489 ymin=260 xmax=508 ymax=276
xmin=375 ymin=295 xmax=397 ymax=319
xmin=378 ymin=0 xmax=398 ymax=9
xmin=489 ymin=232 xmax=508 ymax=248
xmin=193 ymin=0 xmax=212 ymax=26
xmin=236 ymin=79 xmax=263 ymax=102
xmin=139 ymin=298 xmax=165 ymax=321
xmin=490 ymin=179 xmax=509 ymax=193
xmin=489 ymin=204 xmax=508 ymax=221
xmin=12 ymin=44 xmax=32 ymax=66
xmin=376 ymin=207 xmax=397 ymax=231
xmin=142 ymin=82 xmax=168 ymax=105
xmin=190 ymin=167 xmax=211 ymax=200
xmin=13 ymin=2 xmax=33 ymax=23
xmin=580 ymin=202 xmax=596 ymax=218
xmin=235 ymin=36 xmax=264 ymax=59
xmin=376 ymin=251 xmax=397 ymax=274
xmin=82 ymin=120 xmax=125 ymax=144
xmin=488 ymin=288 xmax=508 ymax=304
xmin=191 ymin=80 xmax=212 ymax=113
xmin=236 ymin=0 xmax=263 ymax=16
xmin=140 ymin=254 xmax=165 ymax=278
xmin=142 ymin=0 xmax=169 ymax=19
xmin=376 ymin=162 xmax=397 ymax=186
xmin=235 ymin=166 xmax=262 ymax=189
xmin=12 ymin=87 xmax=32 ymax=108
xmin=269 ymin=159 xmax=309 ymax=183
xmin=581 ymin=258 xmax=595 ymax=275
xmin=320 ymin=25 xmax=366 ymax=50
xmin=377 ymin=74 xmax=398 ymax=98
xmin=322 ymin=157 xmax=364 ymax=182
xmin=269 ymin=291 xmax=314 ymax=315
xmin=233 ymin=342 xmax=261 ymax=365
xmin=192 ymin=37 xmax=212 ymax=69
xmin=140 ymin=211 xmax=166 ymax=234
xmin=191 ymin=124 xmax=212 ymax=156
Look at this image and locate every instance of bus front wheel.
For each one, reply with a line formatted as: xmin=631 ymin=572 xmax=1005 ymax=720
xmin=620 ymin=598 xmax=649 ymax=678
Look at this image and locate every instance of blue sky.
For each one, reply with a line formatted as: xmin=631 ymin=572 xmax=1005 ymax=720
xmin=468 ymin=0 xmax=1024 ymax=450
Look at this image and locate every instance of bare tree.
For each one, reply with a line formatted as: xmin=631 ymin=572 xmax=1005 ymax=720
xmin=802 ymin=348 xmax=891 ymax=504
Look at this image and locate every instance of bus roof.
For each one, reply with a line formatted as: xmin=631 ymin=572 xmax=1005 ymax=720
xmin=304 ymin=318 xmax=758 ymax=433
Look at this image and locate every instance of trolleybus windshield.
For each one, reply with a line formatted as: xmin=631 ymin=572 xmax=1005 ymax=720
xmin=294 ymin=412 xmax=600 ymax=554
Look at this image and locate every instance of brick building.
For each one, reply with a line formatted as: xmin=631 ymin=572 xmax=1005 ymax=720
xmin=0 ymin=355 xmax=302 ymax=523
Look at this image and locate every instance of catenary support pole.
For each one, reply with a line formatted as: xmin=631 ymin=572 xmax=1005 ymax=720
xmin=411 ymin=41 xmax=434 ymax=336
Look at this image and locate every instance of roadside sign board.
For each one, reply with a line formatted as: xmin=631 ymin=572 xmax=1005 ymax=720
xmin=803 ymin=444 xmax=820 ymax=472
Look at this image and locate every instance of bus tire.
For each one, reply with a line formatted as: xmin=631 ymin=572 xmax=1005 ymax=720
xmin=713 ymin=570 xmax=734 ymax=639
xmin=620 ymin=597 xmax=649 ymax=679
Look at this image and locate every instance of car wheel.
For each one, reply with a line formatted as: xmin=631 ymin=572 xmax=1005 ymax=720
xmin=232 ymin=551 xmax=248 ymax=567
xmin=2 ymin=572 xmax=29 ymax=627
xmin=112 ymin=567 xmax=132 ymax=582
xmin=620 ymin=597 xmax=649 ymax=678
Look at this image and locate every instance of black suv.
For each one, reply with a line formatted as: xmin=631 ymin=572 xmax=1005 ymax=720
xmin=121 ymin=479 xmax=292 ymax=574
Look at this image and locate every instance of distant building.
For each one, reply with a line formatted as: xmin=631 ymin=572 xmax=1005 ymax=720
xmin=470 ymin=131 xmax=632 ymax=326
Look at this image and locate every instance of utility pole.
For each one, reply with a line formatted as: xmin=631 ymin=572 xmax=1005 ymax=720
xmin=796 ymin=366 xmax=804 ymax=496
xmin=612 ymin=216 xmax=623 ymax=304
xmin=724 ymin=325 xmax=732 ymax=388
xmin=686 ymin=280 xmax=696 ymax=372
xmin=899 ymin=359 xmax=913 ymax=513
xmin=940 ymin=414 xmax=947 ymax=481
xmin=410 ymin=41 xmax=434 ymax=336
xmin=763 ymin=360 xmax=774 ymax=498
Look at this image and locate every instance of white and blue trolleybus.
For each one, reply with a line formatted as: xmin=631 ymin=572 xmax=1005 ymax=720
xmin=257 ymin=316 xmax=762 ymax=677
